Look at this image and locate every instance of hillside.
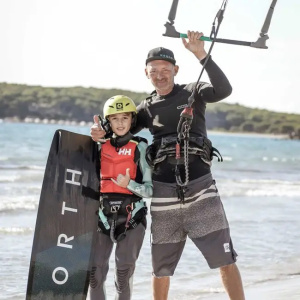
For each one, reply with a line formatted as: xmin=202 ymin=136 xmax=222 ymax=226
xmin=0 ymin=82 xmax=299 ymax=136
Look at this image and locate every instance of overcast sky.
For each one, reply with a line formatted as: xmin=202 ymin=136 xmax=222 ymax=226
xmin=1 ymin=0 xmax=299 ymax=114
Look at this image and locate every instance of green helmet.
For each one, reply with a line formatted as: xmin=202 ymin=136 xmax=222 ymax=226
xmin=103 ymin=95 xmax=137 ymax=118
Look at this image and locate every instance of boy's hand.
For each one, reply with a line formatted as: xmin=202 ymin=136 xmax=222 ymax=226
xmin=90 ymin=115 xmax=106 ymax=142
xmin=111 ymin=168 xmax=130 ymax=188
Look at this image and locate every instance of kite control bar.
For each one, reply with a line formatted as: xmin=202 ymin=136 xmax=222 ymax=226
xmin=163 ymin=0 xmax=277 ymax=49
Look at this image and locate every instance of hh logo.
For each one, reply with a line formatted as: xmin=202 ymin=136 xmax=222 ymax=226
xmin=118 ymin=148 xmax=132 ymax=155
xmin=223 ymin=243 xmax=231 ymax=253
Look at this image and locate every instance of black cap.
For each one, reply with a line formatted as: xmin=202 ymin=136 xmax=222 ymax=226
xmin=145 ymin=47 xmax=176 ymax=65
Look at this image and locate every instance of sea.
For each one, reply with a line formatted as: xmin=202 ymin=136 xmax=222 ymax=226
xmin=0 ymin=122 xmax=300 ymax=300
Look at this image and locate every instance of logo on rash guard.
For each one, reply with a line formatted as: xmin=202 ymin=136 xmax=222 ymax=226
xmin=177 ymin=104 xmax=188 ymax=110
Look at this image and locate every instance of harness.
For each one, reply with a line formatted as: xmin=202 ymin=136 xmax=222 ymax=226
xmin=146 ymin=135 xmax=222 ymax=202
xmin=147 ymin=136 xmax=221 ymax=166
xmin=98 ymin=194 xmax=147 ymax=243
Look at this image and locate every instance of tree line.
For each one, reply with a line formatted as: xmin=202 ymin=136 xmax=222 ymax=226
xmin=0 ymin=82 xmax=299 ymax=136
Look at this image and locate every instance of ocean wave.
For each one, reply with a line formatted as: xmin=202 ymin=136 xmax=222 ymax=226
xmin=222 ymin=156 xmax=300 ymax=164
xmin=0 ymin=185 xmax=41 ymax=200
xmin=0 ymin=227 xmax=34 ymax=235
xmin=0 ymin=174 xmax=19 ymax=183
xmin=222 ymin=156 xmax=232 ymax=162
xmin=261 ymin=156 xmax=300 ymax=162
xmin=0 ymin=205 xmax=37 ymax=213
xmin=217 ymin=179 xmax=300 ymax=197
xmin=0 ymin=197 xmax=38 ymax=212
xmin=239 ymin=178 xmax=298 ymax=184
xmin=0 ymin=172 xmax=44 ymax=183
xmin=0 ymin=165 xmax=45 ymax=170
xmin=245 ymin=189 xmax=299 ymax=197
xmin=245 ymin=272 xmax=300 ymax=289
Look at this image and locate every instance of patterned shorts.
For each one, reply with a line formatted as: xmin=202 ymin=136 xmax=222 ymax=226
xmin=150 ymin=173 xmax=237 ymax=277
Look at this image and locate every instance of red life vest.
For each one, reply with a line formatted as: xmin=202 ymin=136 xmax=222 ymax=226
xmin=100 ymin=139 xmax=138 ymax=194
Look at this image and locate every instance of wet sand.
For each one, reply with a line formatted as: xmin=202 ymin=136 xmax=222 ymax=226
xmin=203 ymin=275 xmax=300 ymax=300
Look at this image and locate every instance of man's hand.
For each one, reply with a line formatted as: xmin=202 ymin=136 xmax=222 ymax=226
xmin=90 ymin=115 xmax=106 ymax=142
xmin=111 ymin=168 xmax=131 ymax=188
xmin=182 ymin=30 xmax=207 ymax=61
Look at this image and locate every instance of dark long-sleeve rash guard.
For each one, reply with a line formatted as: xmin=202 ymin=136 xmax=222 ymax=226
xmin=132 ymin=55 xmax=232 ymax=183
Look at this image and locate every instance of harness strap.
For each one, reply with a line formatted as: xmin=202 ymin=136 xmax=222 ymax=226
xmin=212 ymin=146 xmax=223 ymax=162
xmin=98 ymin=200 xmax=147 ymax=243
xmin=175 ymin=137 xmax=190 ymax=187
xmin=127 ymin=201 xmax=147 ymax=229
xmin=98 ymin=209 xmax=110 ymax=230
xmin=125 ymin=204 xmax=133 ymax=229
xmin=176 ymin=185 xmax=186 ymax=202
xmin=110 ymin=214 xmax=118 ymax=243
xmin=131 ymin=200 xmax=146 ymax=218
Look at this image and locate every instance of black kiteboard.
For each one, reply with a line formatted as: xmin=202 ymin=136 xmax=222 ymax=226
xmin=26 ymin=129 xmax=100 ymax=300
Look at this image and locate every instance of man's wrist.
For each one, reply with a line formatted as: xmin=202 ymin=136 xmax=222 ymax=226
xmin=199 ymin=55 xmax=211 ymax=65
xmin=194 ymin=50 xmax=208 ymax=61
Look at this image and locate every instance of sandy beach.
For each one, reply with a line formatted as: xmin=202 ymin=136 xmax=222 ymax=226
xmin=202 ymin=275 xmax=300 ymax=300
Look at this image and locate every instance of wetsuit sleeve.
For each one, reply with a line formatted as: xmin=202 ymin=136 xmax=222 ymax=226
xmin=127 ymin=141 xmax=153 ymax=198
xmin=131 ymin=100 xmax=149 ymax=135
xmin=196 ymin=55 xmax=232 ymax=103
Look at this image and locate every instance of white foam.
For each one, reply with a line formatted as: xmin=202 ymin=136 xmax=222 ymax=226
xmin=0 ymin=227 xmax=34 ymax=234
xmin=222 ymin=156 xmax=232 ymax=161
xmin=0 ymin=174 xmax=19 ymax=182
xmin=0 ymin=196 xmax=38 ymax=212
xmin=217 ymin=179 xmax=300 ymax=197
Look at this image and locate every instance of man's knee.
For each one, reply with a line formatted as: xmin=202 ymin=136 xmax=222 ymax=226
xmin=220 ymin=263 xmax=237 ymax=274
xmin=152 ymin=276 xmax=170 ymax=280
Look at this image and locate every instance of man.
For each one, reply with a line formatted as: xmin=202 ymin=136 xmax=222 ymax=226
xmin=91 ymin=31 xmax=245 ymax=300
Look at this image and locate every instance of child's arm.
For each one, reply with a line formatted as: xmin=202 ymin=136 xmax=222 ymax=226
xmin=127 ymin=141 xmax=153 ymax=199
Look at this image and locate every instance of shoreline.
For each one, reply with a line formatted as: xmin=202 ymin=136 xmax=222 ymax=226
xmin=203 ymin=275 xmax=300 ymax=300
xmin=0 ymin=119 xmax=291 ymax=140
xmin=0 ymin=118 xmax=93 ymax=127
xmin=208 ymin=130 xmax=289 ymax=140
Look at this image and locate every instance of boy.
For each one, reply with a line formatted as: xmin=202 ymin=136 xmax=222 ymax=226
xmin=89 ymin=95 xmax=153 ymax=300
